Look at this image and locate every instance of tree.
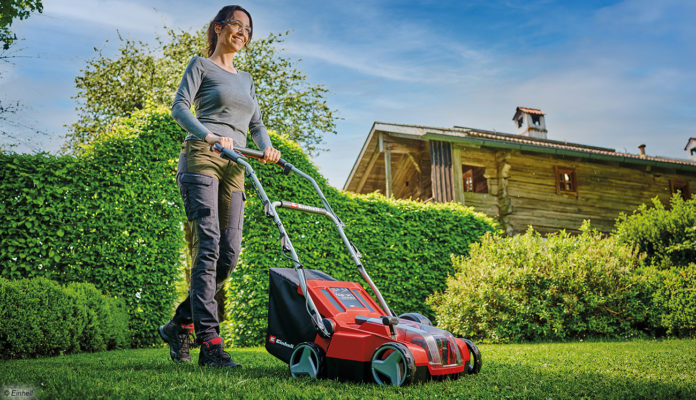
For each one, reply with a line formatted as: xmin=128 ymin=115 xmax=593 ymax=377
xmin=1 ymin=0 xmax=43 ymax=50
xmin=65 ymin=29 xmax=338 ymax=155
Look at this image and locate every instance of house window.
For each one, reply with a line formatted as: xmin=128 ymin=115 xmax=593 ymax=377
xmin=671 ymin=181 xmax=690 ymax=201
xmin=531 ymin=114 xmax=542 ymax=126
xmin=555 ymin=166 xmax=577 ymax=194
xmin=462 ymin=165 xmax=488 ymax=193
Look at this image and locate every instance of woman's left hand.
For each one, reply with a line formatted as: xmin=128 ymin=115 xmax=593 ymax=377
xmin=262 ymin=147 xmax=281 ymax=164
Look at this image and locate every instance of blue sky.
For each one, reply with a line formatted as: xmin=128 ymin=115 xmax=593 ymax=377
xmin=1 ymin=0 xmax=695 ymax=188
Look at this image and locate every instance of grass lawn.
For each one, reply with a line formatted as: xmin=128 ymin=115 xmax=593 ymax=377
xmin=1 ymin=339 xmax=694 ymax=399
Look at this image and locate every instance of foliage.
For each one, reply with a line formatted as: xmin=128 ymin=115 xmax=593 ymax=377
xmin=66 ymin=281 xmax=130 ymax=351
xmin=648 ymin=264 xmax=696 ymax=337
xmin=0 ymin=277 xmax=128 ymax=358
xmin=614 ymin=194 xmax=696 ymax=268
xmin=65 ymin=29 xmax=337 ymax=155
xmin=1 ymin=340 xmax=695 ymax=399
xmin=428 ymin=224 xmax=655 ymax=343
xmin=226 ymin=129 xmax=497 ymax=346
xmin=0 ymin=0 xmax=43 ymax=50
xmin=0 ymin=109 xmax=186 ymax=347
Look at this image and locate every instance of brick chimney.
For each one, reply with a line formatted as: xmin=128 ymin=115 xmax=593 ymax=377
xmin=513 ymin=107 xmax=547 ymax=139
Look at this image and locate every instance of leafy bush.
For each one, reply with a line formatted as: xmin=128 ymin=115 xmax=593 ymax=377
xmin=67 ymin=282 xmax=130 ymax=351
xmin=0 ymin=277 xmax=129 ymax=358
xmin=648 ymin=264 xmax=696 ymax=336
xmin=226 ymin=134 xmax=499 ymax=346
xmin=614 ymin=194 xmax=696 ymax=268
xmin=428 ymin=224 xmax=655 ymax=343
xmin=0 ymin=110 xmax=186 ymax=347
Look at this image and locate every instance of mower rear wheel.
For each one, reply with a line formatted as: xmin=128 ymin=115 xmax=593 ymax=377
xmin=289 ymin=342 xmax=325 ymax=379
xmin=462 ymin=338 xmax=482 ymax=375
xmin=370 ymin=342 xmax=416 ymax=386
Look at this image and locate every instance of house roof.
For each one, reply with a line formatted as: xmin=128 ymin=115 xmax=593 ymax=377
xmin=343 ymin=121 xmax=696 ymax=190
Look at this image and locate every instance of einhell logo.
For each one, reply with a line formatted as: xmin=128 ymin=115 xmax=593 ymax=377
xmin=268 ymin=335 xmax=293 ymax=349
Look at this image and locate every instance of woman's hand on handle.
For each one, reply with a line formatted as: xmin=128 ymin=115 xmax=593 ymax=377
xmin=205 ymin=133 xmax=234 ymax=150
xmin=262 ymin=147 xmax=281 ymax=164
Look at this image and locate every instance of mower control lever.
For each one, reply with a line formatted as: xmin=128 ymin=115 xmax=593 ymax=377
xmin=382 ymin=316 xmax=399 ymax=339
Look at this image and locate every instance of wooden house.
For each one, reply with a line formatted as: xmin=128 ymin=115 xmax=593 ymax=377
xmin=343 ymin=107 xmax=696 ymax=235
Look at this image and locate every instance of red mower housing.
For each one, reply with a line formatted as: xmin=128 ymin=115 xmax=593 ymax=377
xmin=265 ymin=268 xmax=481 ymax=386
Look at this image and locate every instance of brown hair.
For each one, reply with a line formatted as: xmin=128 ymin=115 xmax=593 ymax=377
xmin=206 ymin=5 xmax=253 ymax=57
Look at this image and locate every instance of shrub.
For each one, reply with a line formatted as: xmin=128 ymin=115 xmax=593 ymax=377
xmin=649 ymin=264 xmax=696 ymax=336
xmin=0 ymin=277 xmax=129 ymax=358
xmin=0 ymin=110 xmax=186 ymax=347
xmin=67 ymin=282 xmax=130 ymax=351
xmin=614 ymin=194 xmax=696 ymax=268
xmin=427 ymin=224 xmax=654 ymax=343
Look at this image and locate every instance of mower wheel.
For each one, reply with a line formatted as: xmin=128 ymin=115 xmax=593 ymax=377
xmin=289 ymin=342 xmax=325 ymax=379
xmin=370 ymin=342 xmax=416 ymax=386
xmin=398 ymin=312 xmax=433 ymax=326
xmin=462 ymin=338 xmax=482 ymax=375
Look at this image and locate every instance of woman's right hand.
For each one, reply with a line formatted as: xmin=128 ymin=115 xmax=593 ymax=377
xmin=205 ymin=133 xmax=234 ymax=150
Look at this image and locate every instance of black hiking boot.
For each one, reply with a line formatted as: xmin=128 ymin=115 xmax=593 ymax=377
xmin=158 ymin=320 xmax=194 ymax=362
xmin=199 ymin=337 xmax=241 ymax=368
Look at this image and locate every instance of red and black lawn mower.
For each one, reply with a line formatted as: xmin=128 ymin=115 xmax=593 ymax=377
xmin=214 ymin=144 xmax=482 ymax=386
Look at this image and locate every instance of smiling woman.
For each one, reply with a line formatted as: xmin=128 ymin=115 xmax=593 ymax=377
xmin=160 ymin=4 xmax=281 ymax=369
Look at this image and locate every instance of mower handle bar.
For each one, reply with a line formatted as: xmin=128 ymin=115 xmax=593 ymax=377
xmin=211 ymin=141 xmax=395 ymax=333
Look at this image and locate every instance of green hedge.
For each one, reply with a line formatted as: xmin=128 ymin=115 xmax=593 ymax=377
xmin=0 ymin=111 xmax=186 ymax=347
xmin=614 ymin=194 xmax=696 ymax=268
xmin=0 ymin=108 xmax=497 ymax=348
xmin=0 ymin=277 xmax=129 ymax=358
xmin=226 ymin=135 xmax=498 ymax=346
xmin=428 ymin=224 xmax=656 ymax=343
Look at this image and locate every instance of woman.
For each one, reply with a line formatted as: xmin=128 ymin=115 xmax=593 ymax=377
xmin=159 ymin=5 xmax=280 ymax=368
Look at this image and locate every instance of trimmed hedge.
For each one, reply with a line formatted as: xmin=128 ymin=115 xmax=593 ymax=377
xmin=614 ymin=194 xmax=696 ymax=268
xmin=0 ymin=111 xmax=186 ymax=347
xmin=428 ymin=224 xmax=656 ymax=343
xmin=226 ymin=134 xmax=498 ymax=346
xmin=0 ymin=108 xmax=497 ymax=348
xmin=0 ymin=277 xmax=129 ymax=358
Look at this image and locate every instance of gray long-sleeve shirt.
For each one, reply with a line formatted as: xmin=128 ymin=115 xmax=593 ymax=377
xmin=171 ymin=56 xmax=272 ymax=151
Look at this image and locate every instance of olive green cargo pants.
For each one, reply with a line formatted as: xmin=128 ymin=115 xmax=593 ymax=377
xmin=172 ymin=140 xmax=245 ymax=343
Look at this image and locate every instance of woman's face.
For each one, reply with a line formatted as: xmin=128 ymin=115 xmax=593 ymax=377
xmin=217 ymin=10 xmax=251 ymax=54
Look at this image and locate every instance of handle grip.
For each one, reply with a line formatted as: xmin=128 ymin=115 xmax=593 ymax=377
xmin=211 ymin=143 xmax=292 ymax=174
xmin=212 ymin=142 xmax=246 ymax=163
xmin=236 ymin=146 xmax=291 ymax=170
